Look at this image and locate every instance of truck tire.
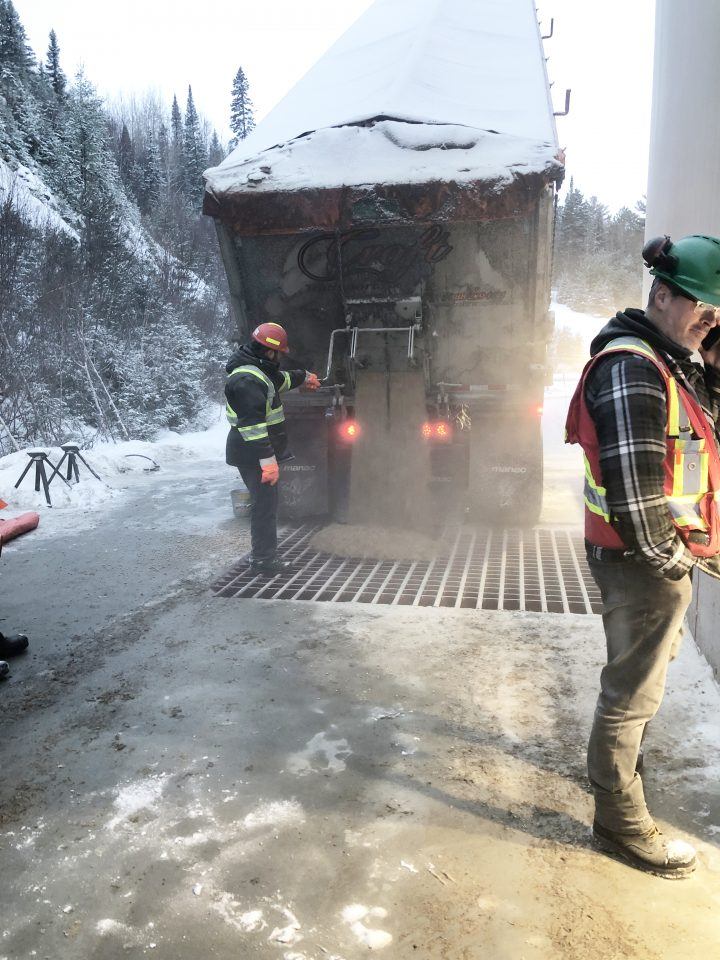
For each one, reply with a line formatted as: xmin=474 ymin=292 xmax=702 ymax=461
xmin=466 ymin=412 xmax=543 ymax=527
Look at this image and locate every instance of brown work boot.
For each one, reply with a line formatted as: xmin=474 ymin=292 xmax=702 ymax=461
xmin=592 ymin=821 xmax=696 ymax=879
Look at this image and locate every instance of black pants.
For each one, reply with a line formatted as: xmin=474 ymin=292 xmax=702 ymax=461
xmin=238 ymin=463 xmax=278 ymax=562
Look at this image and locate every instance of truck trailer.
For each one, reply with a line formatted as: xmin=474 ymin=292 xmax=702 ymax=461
xmin=204 ymin=0 xmax=565 ymax=526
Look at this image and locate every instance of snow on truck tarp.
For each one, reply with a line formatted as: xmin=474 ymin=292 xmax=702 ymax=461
xmin=204 ymin=0 xmax=560 ymax=197
xmin=206 ymin=121 xmax=559 ymax=196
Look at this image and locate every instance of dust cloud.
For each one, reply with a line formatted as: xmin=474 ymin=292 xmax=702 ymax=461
xmin=311 ymin=371 xmax=436 ymax=560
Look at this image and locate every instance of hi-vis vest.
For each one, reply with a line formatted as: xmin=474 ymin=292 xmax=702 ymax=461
xmin=566 ymin=336 xmax=720 ymax=559
xmin=225 ymin=365 xmax=292 ymax=442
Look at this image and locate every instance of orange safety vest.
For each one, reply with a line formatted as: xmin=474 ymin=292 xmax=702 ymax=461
xmin=565 ymin=336 xmax=720 ymax=559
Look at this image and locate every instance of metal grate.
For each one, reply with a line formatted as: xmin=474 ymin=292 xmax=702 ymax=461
xmin=212 ymin=526 xmax=603 ymax=615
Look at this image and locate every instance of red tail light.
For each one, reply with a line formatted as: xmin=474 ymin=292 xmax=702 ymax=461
xmin=421 ymin=420 xmax=453 ymax=443
xmin=339 ymin=420 xmax=361 ymax=441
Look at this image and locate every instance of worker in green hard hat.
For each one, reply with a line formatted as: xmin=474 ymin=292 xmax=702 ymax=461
xmin=565 ymin=233 xmax=720 ymax=878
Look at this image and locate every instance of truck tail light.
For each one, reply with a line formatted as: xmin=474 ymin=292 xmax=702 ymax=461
xmin=339 ymin=420 xmax=361 ymax=441
xmin=421 ymin=420 xmax=453 ymax=443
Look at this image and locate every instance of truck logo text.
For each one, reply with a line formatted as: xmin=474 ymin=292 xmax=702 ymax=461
xmin=298 ymin=226 xmax=453 ymax=284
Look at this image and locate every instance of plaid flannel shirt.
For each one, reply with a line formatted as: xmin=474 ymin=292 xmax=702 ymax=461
xmin=586 ymin=346 xmax=720 ymax=581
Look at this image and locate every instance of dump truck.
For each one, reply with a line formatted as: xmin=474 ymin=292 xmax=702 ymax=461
xmin=203 ymin=0 xmax=565 ymax=526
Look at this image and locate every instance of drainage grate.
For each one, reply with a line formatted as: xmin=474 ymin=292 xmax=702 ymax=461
xmin=212 ymin=526 xmax=603 ymax=615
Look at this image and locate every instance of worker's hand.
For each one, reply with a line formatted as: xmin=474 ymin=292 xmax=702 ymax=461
xmin=699 ymin=338 xmax=720 ymax=370
xmin=259 ymin=457 xmax=279 ymax=486
xmin=304 ymin=371 xmax=321 ymax=391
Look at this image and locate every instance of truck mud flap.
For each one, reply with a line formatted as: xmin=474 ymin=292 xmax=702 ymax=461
xmin=278 ymin=410 xmax=329 ymax=519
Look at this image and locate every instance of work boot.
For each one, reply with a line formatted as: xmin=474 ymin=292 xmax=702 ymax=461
xmin=592 ymin=821 xmax=696 ymax=879
xmin=250 ymin=557 xmax=293 ymax=576
xmin=0 ymin=633 xmax=28 ymax=657
xmin=0 ymin=660 xmax=8 ymax=679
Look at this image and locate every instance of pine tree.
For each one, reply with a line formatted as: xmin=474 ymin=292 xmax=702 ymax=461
xmin=183 ymin=85 xmax=207 ymax=202
xmin=230 ymin=66 xmax=255 ymax=143
xmin=0 ymin=1 xmax=35 ymax=74
xmin=170 ymin=94 xmax=182 ymax=148
xmin=168 ymin=94 xmax=185 ymax=198
xmin=117 ymin=122 xmax=135 ymax=188
xmin=207 ymin=129 xmax=224 ymax=167
xmin=45 ymin=29 xmax=66 ymax=98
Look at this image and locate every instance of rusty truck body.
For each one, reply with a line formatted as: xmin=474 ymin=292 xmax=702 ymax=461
xmin=204 ymin=0 xmax=565 ymax=525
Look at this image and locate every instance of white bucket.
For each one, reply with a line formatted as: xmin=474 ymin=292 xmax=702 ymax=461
xmin=231 ymin=487 xmax=251 ymax=518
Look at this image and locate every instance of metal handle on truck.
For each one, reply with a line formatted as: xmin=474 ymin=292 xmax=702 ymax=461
xmin=324 ymin=324 xmax=422 ymax=380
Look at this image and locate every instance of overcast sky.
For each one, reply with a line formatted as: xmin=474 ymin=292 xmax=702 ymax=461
xmin=13 ymin=0 xmax=655 ymax=212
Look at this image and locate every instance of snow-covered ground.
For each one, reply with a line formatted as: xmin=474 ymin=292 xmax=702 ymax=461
xmin=0 ymin=408 xmax=232 ymax=540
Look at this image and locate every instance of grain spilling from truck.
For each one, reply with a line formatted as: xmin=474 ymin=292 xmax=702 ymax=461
xmin=309 ymin=369 xmax=437 ymax=560
xmin=348 ymin=371 xmax=432 ymax=530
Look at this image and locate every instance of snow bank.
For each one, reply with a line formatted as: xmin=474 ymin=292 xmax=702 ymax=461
xmin=206 ymin=120 xmax=559 ymax=197
xmin=0 ymin=409 xmax=227 ymax=520
xmin=0 ymin=159 xmax=80 ymax=240
xmin=205 ymin=0 xmax=559 ymax=193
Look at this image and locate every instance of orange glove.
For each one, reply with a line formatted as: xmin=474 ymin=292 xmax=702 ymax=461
xmin=304 ymin=372 xmax=321 ymax=391
xmin=260 ymin=458 xmax=279 ymax=486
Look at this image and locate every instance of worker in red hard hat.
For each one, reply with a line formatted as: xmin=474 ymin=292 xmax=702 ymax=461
xmin=224 ymin=322 xmax=321 ymax=575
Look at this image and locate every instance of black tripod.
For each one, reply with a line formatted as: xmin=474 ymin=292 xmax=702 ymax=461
xmin=47 ymin=443 xmax=101 ymax=484
xmin=14 ymin=451 xmax=70 ymax=507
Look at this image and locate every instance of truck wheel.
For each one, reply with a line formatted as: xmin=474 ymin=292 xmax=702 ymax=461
xmin=466 ymin=413 xmax=543 ymax=527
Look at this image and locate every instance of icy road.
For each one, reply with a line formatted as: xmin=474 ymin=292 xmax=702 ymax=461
xmin=1 ymin=309 xmax=720 ymax=959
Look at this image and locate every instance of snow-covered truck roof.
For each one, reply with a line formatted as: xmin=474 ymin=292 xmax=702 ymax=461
xmin=203 ymin=0 xmax=564 ymax=233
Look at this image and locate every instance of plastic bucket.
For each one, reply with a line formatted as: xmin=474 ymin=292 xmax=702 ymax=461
xmin=231 ymin=487 xmax=251 ymax=518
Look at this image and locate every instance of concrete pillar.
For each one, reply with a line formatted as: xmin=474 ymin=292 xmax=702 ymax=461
xmin=645 ymin=1 xmax=720 ymax=677
xmin=643 ymin=0 xmax=720 ymax=303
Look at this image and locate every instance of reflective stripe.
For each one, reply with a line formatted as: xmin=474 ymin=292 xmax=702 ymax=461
xmin=227 ymin=365 xmax=276 ymax=400
xmin=237 ymin=423 xmax=269 ymax=441
xmin=266 ymin=407 xmax=285 ymax=426
xmin=226 ymin=364 xmax=285 ymax=434
xmin=279 ymin=371 xmax=292 ymax=393
xmin=583 ymin=454 xmax=611 ymax=521
xmin=667 ymin=501 xmax=708 ymax=530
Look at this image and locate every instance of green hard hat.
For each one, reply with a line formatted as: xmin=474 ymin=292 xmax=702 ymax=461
xmin=646 ymin=234 xmax=720 ymax=307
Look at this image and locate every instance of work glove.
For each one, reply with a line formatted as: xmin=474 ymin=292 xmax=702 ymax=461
xmin=259 ymin=457 xmax=279 ymax=486
xmin=304 ymin=371 xmax=321 ymax=391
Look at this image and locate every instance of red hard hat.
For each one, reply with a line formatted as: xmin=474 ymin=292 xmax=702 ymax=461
xmin=251 ymin=322 xmax=289 ymax=353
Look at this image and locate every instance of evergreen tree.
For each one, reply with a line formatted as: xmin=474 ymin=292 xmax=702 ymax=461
xmin=45 ymin=29 xmax=66 ymax=98
xmin=0 ymin=0 xmax=35 ymax=74
xmin=168 ymin=94 xmax=185 ymax=198
xmin=117 ymin=122 xmax=135 ymax=188
xmin=0 ymin=0 xmax=232 ymax=451
xmin=170 ymin=94 xmax=182 ymax=148
xmin=207 ymin=129 xmax=224 ymax=167
xmin=183 ymin=85 xmax=207 ymax=202
xmin=230 ymin=66 xmax=255 ymax=143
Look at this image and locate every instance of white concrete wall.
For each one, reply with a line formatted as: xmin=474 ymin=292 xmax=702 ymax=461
xmin=647 ymin=1 xmax=720 ymax=674
xmin=643 ymin=0 xmax=720 ymax=303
